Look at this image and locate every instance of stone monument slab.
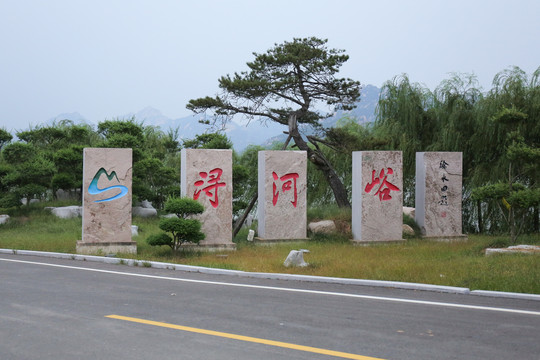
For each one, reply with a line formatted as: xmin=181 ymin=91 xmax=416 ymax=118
xmin=181 ymin=149 xmax=235 ymax=250
xmin=352 ymin=151 xmax=404 ymax=243
xmin=415 ymin=152 xmax=466 ymax=240
xmin=78 ymin=148 xmax=136 ymax=254
xmin=257 ymin=150 xmax=307 ymax=241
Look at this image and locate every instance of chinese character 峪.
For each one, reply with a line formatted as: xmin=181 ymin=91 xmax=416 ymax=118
xmin=439 ymin=160 xmax=449 ymax=170
xmin=272 ymin=171 xmax=299 ymax=207
xmin=364 ymin=168 xmax=400 ymax=201
xmin=194 ymin=168 xmax=226 ymax=208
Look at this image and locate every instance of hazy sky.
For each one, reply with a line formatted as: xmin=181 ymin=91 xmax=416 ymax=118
xmin=1 ymin=0 xmax=538 ymax=132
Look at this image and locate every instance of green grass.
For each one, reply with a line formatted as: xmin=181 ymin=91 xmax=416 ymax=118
xmin=1 ymin=207 xmax=539 ymax=294
xmin=0 ymin=211 xmax=80 ymax=253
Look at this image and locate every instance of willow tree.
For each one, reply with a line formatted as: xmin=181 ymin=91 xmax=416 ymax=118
xmin=187 ymin=37 xmax=361 ymax=207
xmin=472 ymin=66 xmax=540 ymax=237
xmin=374 ymin=75 xmax=437 ymax=205
xmin=433 ymin=74 xmax=481 ymax=157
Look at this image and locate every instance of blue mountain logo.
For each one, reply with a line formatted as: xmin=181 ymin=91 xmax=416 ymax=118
xmin=88 ymin=168 xmax=129 ymax=203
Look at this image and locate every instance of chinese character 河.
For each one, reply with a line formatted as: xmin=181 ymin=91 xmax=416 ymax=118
xmin=272 ymin=171 xmax=299 ymax=207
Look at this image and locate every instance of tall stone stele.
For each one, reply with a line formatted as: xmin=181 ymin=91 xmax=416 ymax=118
xmin=415 ymin=152 xmax=467 ymax=240
xmin=352 ymin=151 xmax=404 ymax=243
xmin=78 ymin=148 xmax=136 ymax=254
xmin=180 ymin=149 xmax=235 ymax=250
xmin=257 ymin=150 xmax=307 ymax=242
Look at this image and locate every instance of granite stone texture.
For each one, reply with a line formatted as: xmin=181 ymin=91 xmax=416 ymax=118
xmin=352 ymin=151 xmax=404 ymax=242
xmin=415 ymin=152 xmax=464 ymax=238
xmin=79 ymin=148 xmax=135 ymax=254
xmin=257 ymin=151 xmax=307 ymax=241
xmin=485 ymin=245 xmax=540 ymax=256
xmin=51 ymin=206 xmax=82 ymax=219
xmin=181 ymin=149 xmax=235 ymax=249
xmin=308 ymin=220 xmax=337 ymax=234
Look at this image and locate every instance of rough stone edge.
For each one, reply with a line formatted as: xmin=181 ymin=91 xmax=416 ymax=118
xmin=485 ymin=247 xmax=540 ymax=256
xmin=420 ymin=235 xmax=469 ymax=242
xmin=76 ymin=241 xmax=137 ymax=255
xmin=181 ymin=243 xmax=237 ymax=252
xmin=351 ymin=239 xmax=406 ymax=245
xmin=1 ymin=248 xmax=538 ymax=299
xmin=254 ymin=237 xmax=310 ymax=244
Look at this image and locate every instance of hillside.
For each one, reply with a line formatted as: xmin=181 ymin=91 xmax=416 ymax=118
xmin=42 ymin=85 xmax=380 ymax=152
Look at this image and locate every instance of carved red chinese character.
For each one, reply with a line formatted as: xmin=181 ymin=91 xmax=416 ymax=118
xmin=364 ymin=168 xmax=400 ymax=201
xmin=272 ymin=171 xmax=299 ymax=207
xmin=194 ymin=168 xmax=226 ymax=208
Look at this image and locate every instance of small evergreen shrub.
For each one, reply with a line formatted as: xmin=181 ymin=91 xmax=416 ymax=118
xmin=146 ymin=197 xmax=205 ymax=254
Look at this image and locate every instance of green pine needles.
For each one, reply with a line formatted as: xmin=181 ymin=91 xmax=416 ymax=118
xmin=146 ymin=197 xmax=205 ymax=254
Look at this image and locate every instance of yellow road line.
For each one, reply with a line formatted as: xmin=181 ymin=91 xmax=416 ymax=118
xmin=106 ymin=315 xmax=385 ymax=360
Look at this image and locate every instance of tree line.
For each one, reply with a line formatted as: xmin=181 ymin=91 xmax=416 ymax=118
xmin=1 ymin=37 xmax=538 ymax=241
xmin=0 ymin=119 xmax=258 ymax=218
xmin=310 ymin=67 xmax=539 ymax=239
xmin=0 ymin=119 xmax=180 ymax=210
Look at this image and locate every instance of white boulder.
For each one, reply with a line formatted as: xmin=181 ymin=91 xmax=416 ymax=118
xmin=140 ymin=200 xmax=154 ymax=208
xmin=132 ymin=207 xmax=157 ymax=218
xmin=402 ymin=224 xmax=415 ymax=236
xmin=133 ymin=200 xmax=157 ymax=217
xmin=50 ymin=206 xmax=82 ymax=219
xmin=0 ymin=215 xmax=10 ymax=225
xmin=284 ymin=249 xmax=310 ymax=267
xmin=485 ymin=245 xmax=540 ymax=256
xmin=308 ymin=220 xmax=336 ymax=234
xmin=403 ymin=206 xmax=415 ymax=218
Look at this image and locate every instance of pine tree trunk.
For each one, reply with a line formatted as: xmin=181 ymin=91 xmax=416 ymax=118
xmin=288 ymin=115 xmax=351 ymax=208
xmin=232 ymin=193 xmax=258 ymax=238
xmin=232 ymin=135 xmax=293 ymax=238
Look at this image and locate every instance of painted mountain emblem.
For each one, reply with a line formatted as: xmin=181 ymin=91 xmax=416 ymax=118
xmin=88 ymin=168 xmax=129 ymax=203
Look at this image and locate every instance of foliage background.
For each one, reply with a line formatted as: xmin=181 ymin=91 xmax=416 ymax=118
xmin=0 ymin=66 xmax=538 ymax=239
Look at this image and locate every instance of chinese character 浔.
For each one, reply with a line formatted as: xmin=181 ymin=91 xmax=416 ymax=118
xmin=439 ymin=160 xmax=449 ymax=170
xmin=364 ymin=168 xmax=400 ymax=201
xmin=272 ymin=171 xmax=299 ymax=207
xmin=193 ymin=168 xmax=226 ymax=208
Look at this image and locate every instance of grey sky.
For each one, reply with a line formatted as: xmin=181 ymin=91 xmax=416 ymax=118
xmin=1 ymin=0 xmax=538 ymax=132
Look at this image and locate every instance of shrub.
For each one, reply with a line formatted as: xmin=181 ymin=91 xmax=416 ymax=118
xmin=146 ymin=197 xmax=205 ymax=254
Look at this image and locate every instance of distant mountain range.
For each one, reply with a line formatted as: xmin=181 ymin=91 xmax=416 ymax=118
xmin=45 ymin=85 xmax=380 ymax=152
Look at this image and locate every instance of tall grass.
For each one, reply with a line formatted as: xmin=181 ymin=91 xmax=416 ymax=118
xmin=1 ymin=208 xmax=539 ymax=294
xmin=0 ymin=211 xmax=80 ymax=253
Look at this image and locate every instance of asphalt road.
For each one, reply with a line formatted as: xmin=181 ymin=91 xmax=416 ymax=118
xmin=1 ymin=254 xmax=539 ymax=360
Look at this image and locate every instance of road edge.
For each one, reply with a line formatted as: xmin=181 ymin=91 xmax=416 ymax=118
xmin=1 ymin=248 xmax=539 ymax=301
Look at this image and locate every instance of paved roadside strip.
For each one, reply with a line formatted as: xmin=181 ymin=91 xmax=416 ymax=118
xmin=1 ymin=248 xmax=539 ymax=301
